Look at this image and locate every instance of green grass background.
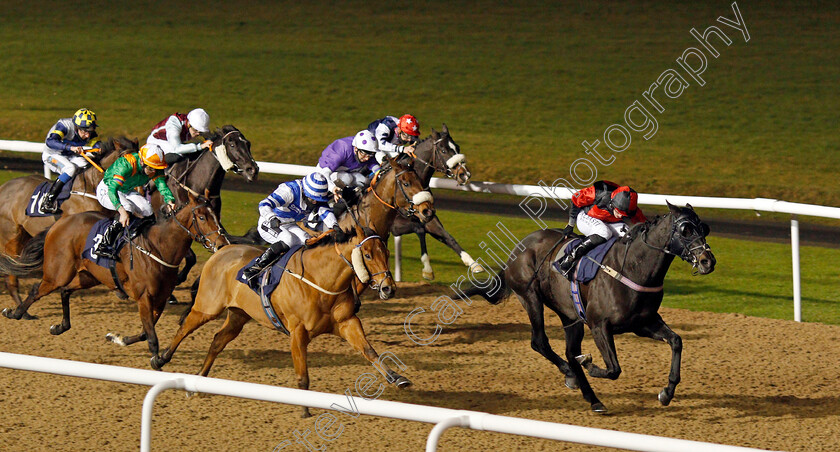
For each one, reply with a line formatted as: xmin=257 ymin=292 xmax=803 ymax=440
xmin=0 ymin=1 xmax=838 ymax=324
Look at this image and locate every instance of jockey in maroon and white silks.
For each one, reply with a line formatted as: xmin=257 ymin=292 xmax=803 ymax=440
xmin=145 ymin=108 xmax=212 ymax=163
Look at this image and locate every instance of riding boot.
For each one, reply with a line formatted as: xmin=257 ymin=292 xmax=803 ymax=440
xmin=129 ymin=215 xmax=156 ymax=239
xmin=94 ymin=220 xmax=125 ymax=260
xmin=41 ymin=179 xmax=66 ymax=214
xmin=243 ymin=241 xmax=291 ymax=281
xmin=556 ymin=235 xmax=606 ymax=279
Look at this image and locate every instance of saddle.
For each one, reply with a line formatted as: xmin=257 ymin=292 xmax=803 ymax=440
xmin=551 ymin=238 xmax=618 ymax=283
xmin=235 ymin=246 xmax=303 ymax=335
xmin=82 ymin=217 xmax=155 ymax=268
xmin=26 ymin=179 xmax=76 ymax=217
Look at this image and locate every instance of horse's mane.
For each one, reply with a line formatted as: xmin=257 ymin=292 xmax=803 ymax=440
xmin=305 ymin=226 xmax=377 ymax=249
xmin=201 ymin=125 xmax=241 ymax=141
xmin=100 ymin=136 xmax=139 ymax=157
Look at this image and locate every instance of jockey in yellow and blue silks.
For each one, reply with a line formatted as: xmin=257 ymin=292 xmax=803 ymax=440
xmin=40 ymin=108 xmax=102 ymax=213
xmin=92 ymin=144 xmax=176 ymax=260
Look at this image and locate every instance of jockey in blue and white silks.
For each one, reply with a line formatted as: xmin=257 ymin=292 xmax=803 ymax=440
xmin=316 ymin=130 xmax=381 ymax=199
xmin=40 ymin=108 xmax=102 ymax=213
xmin=366 ymin=114 xmax=420 ymax=157
xmin=245 ymin=172 xmax=337 ymax=281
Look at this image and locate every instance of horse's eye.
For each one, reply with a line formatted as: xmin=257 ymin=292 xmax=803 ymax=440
xmin=199 ymin=216 xmax=206 ymax=221
xmin=365 ymin=254 xmax=372 ymax=259
xmin=680 ymin=224 xmax=692 ymax=237
xmin=403 ymin=181 xmax=409 ymax=187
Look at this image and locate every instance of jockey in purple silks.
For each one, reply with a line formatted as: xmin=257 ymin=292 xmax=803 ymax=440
xmin=316 ymin=130 xmax=382 ymax=201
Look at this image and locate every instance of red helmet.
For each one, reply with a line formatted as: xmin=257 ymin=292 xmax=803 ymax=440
xmin=397 ymin=114 xmax=420 ymax=137
xmin=610 ymin=186 xmax=638 ymax=218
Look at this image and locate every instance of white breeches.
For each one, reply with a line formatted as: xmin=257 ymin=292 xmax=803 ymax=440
xmin=575 ymin=211 xmax=628 ymax=240
xmin=258 ymin=215 xmax=333 ymax=246
xmin=96 ymin=180 xmax=154 ymax=217
xmin=42 ymin=147 xmax=89 ymax=177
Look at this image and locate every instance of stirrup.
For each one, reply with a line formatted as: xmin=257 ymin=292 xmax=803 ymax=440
xmin=95 ymin=245 xmax=120 ymax=261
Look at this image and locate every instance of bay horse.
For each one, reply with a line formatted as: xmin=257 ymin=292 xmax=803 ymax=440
xmin=390 ymin=124 xmax=483 ymax=280
xmin=152 ymin=225 xmax=409 ymax=417
xmin=152 ymin=125 xmax=259 ymax=287
xmin=459 ymin=203 xmax=716 ymax=413
xmin=0 ymin=191 xmax=229 ymax=362
xmin=0 ymin=137 xmax=135 ymax=307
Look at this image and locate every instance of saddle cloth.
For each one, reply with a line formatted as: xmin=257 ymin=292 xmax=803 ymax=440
xmin=82 ymin=217 xmax=145 ymax=268
xmin=552 ymin=237 xmax=618 ymax=283
xmin=26 ymin=180 xmax=75 ymax=217
xmin=236 ymin=246 xmax=303 ymax=334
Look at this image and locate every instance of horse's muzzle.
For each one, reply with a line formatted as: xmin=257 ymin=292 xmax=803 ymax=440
xmin=379 ymin=283 xmax=395 ymax=300
xmin=696 ymin=250 xmax=716 ymax=275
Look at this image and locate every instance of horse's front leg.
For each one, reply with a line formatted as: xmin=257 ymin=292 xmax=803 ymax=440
xmin=177 ymin=249 xmax=196 ymax=285
xmin=586 ymin=322 xmax=622 ymax=380
xmin=336 ymin=315 xmax=411 ymax=389
xmin=49 ymin=289 xmax=73 ymax=335
xmin=424 ymin=215 xmax=483 ymax=273
xmin=290 ymin=323 xmax=313 ymax=418
xmin=634 ymin=315 xmax=682 ymax=406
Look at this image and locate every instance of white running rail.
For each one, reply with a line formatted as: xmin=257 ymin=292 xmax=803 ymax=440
xmin=2 ymin=139 xmax=837 ymax=321
xmin=0 ymin=352 xmax=773 ymax=452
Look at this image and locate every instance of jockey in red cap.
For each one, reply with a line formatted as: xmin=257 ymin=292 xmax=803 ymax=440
xmin=555 ymin=180 xmax=647 ymax=278
xmin=366 ymin=114 xmax=420 ymax=158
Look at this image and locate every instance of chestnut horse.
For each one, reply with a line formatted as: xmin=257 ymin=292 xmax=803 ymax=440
xmin=389 ymin=124 xmax=484 ymax=280
xmin=152 ymin=226 xmax=409 ymax=417
xmin=458 ymin=203 xmax=716 ymax=413
xmin=0 ymin=192 xmax=229 ymax=361
xmin=0 ymin=137 xmax=135 ymax=306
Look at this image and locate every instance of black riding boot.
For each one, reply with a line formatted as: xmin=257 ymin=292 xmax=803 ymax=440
xmin=129 ymin=215 xmax=156 ymax=239
xmin=94 ymin=220 xmax=125 ymax=260
xmin=41 ymin=179 xmax=66 ymax=214
xmin=556 ymin=235 xmax=606 ymax=279
xmin=243 ymin=241 xmax=291 ymax=281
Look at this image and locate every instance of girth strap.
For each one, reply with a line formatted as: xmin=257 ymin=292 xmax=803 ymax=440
xmin=259 ymin=270 xmax=290 ymax=335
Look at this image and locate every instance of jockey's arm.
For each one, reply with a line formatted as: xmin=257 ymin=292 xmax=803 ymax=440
xmin=165 ymin=116 xmax=201 ymax=155
xmin=45 ymin=122 xmax=72 ymax=151
xmin=151 ymin=174 xmax=176 ymax=204
xmin=374 ymin=123 xmax=405 ymax=155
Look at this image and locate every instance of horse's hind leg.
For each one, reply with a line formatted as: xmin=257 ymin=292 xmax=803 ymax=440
xmin=634 ymin=315 xmax=682 ymax=406
xmin=151 ymin=305 xmax=219 ymax=370
xmin=586 ymin=323 xmax=622 ymax=380
xmin=3 ymin=280 xmax=56 ymax=320
xmin=561 ymin=317 xmax=606 ymax=413
xmin=49 ymin=289 xmax=73 ymax=335
xmin=197 ymin=307 xmax=250 ymax=377
xmin=516 ymin=293 xmax=573 ymax=378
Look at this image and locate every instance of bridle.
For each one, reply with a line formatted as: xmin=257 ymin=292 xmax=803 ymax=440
xmin=639 ymin=212 xmax=711 ymax=271
xmin=368 ymin=164 xmax=423 ymax=218
xmin=412 ymin=134 xmax=468 ymax=181
xmin=334 ymin=235 xmax=393 ymax=291
xmin=167 ymin=129 xmax=255 ymax=198
xmin=169 ymin=201 xmax=227 ymax=252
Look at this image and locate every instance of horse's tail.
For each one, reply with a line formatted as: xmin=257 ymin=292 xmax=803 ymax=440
xmin=227 ymin=226 xmax=267 ymax=245
xmin=0 ymin=230 xmax=47 ymax=278
xmin=453 ymin=270 xmax=511 ymax=305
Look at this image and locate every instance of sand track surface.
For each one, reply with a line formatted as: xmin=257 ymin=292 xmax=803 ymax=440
xmin=1 ymin=281 xmax=838 ymax=451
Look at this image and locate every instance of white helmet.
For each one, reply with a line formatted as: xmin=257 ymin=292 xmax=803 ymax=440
xmin=187 ymin=108 xmax=210 ymax=133
xmin=352 ymin=130 xmax=378 ymax=154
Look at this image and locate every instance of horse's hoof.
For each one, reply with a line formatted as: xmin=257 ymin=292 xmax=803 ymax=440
xmin=150 ymin=355 xmax=166 ymax=371
xmin=2 ymin=308 xmax=19 ymax=320
xmin=167 ymin=295 xmax=184 ymax=305
xmin=565 ymin=375 xmax=579 ymax=390
xmin=658 ymin=388 xmax=673 ymax=406
xmin=112 ymin=289 xmax=128 ymax=300
xmin=49 ymin=324 xmax=67 ymax=335
xmin=105 ymin=332 xmax=126 ymax=346
xmin=471 ymin=264 xmax=485 ymax=273
xmin=591 ymin=403 xmax=608 ymax=414
xmin=575 ymin=354 xmax=592 ymax=367
xmin=21 ymin=312 xmax=38 ymax=320
xmin=422 ymin=270 xmax=435 ymax=281
xmin=393 ymin=376 xmax=412 ymax=389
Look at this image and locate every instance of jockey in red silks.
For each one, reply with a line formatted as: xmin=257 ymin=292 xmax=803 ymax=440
xmin=555 ymin=180 xmax=648 ymax=277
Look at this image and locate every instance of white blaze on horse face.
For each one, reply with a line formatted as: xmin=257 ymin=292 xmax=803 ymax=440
xmin=412 ymin=191 xmax=433 ymax=206
xmin=351 ymin=247 xmax=370 ymax=284
xmin=447 ymin=141 xmax=458 ymax=153
xmin=446 ymin=153 xmax=466 ymax=169
xmin=213 ymin=143 xmax=236 ymax=171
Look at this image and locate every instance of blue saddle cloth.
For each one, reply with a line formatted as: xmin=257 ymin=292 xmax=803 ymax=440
xmin=26 ymin=180 xmax=75 ymax=217
xmin=236 ymin=246 xmax=303 ymax=334
xmin=553 ymin=237 xmax=617 ymax=283
xmin=82 ymin=217 xmax=143 ymax=268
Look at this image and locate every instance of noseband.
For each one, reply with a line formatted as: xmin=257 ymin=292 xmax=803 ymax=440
xmin=640 ymin=214 xmax=710 ymax=270
xmin=170 ymin=202 xmax=227 ymax=252
xmin=368 ymin=166 xmax=423 ymax=218
xmin=334 ymin=235 xmax=393 ymax=290
xmin=413 ymin=135 xmax=467 ymax=180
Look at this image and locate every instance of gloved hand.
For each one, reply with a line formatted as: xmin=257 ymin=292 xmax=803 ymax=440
xmin=562 ymin=225 xmax=575 ymax=236
xmin=268 ymin=216 xmax=281 ymax=229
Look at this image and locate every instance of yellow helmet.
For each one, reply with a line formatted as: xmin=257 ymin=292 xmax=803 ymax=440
xmin=139 ymin=144 xmax=167 ymax=169
xmin=73 ymin=108 xmax=97 ymax=130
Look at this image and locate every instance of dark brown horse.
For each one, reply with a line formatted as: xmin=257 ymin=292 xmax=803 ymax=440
xmin=0 ymin=137 xmax=135 ymax=307
xmin=0 ymin=192 xmax=229 ymax=362
xmin=458 ymin=203 xmax=716 ymax=413
xmin=152 ymin=125 xmax=259 ymax=286
xmin=152 ymin=225 xmax=409 ymax=417
xmin=389 ymin=125 xmax=483 ymax=280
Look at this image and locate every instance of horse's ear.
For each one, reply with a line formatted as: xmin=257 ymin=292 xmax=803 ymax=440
xmin=441 ymin=123 xmax=449 ymax=134
xmin=187 ymin=190 xmax=197 ymax=204
xmin=204 ymin=188 xmax=211 ymax=198
xmin=666 ymin=200 xmax=680 ymax=215
xmin=355 ymin=222 xmax=365 ymax=239
xmin=685 ymin=203 xmax=693 ymax=210
xmin=431 ymin=127 xmax=439 ymax=138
